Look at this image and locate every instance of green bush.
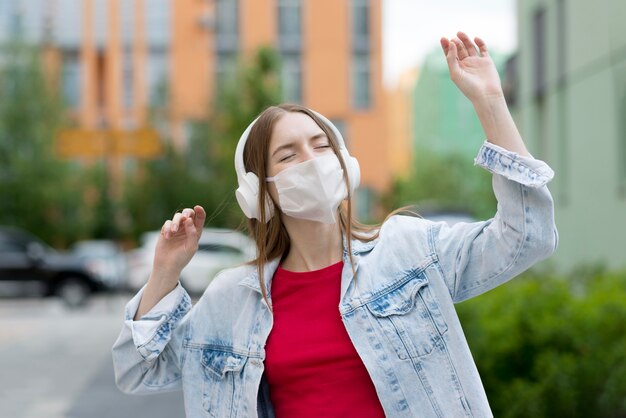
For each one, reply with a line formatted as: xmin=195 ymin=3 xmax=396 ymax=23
xmin=456 ymin=269 xmax=626 ymax=417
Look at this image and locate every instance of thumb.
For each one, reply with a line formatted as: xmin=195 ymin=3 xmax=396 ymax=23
xmin=183 ymin=217 xmax=199 ymax=248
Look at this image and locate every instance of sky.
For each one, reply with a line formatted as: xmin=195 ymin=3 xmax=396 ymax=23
xmin=382 ymin=0 xmax=517 ymax=87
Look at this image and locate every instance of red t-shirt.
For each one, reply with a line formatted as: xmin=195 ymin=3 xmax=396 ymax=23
xmin=264 ymin=261 xmax=386 ymax=418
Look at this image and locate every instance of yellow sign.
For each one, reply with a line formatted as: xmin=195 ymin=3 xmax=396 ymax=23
xmin=56 ymin=129 xmax=163 ymax=158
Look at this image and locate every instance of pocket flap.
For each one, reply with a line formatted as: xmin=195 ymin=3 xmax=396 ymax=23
xmin=201 ymin=349 xmax=247 ymax=378
xmin=366 ymin=275 xmax=428 ymax=317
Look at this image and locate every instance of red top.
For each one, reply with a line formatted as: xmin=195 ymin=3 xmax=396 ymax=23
xmin=264 ymin=261 xmax=385 ymax=418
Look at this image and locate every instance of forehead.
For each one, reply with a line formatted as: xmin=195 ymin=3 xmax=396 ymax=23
xmin=270 ymin=112 xmax=324 ymax=148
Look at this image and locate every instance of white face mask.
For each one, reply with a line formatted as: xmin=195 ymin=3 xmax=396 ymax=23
xmin=266 ymin=154 xmax=348 ymax=224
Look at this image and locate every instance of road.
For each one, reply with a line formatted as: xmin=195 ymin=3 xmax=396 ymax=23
xmin=0 ymin=294 xmax=185 ymax=418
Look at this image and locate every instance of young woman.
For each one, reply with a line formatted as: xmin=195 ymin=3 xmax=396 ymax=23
xmin=113 ymin=32 xmax=558 ymax=417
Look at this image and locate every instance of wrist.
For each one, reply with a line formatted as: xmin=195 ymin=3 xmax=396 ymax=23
xmin=471 ymin=91 xmax=506 ymax=108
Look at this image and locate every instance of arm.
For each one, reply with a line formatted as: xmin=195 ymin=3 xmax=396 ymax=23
xmin=432 ymin=33 xmax=557 ymax=301
xmin=440 ymin=32 xmax=529 ymax=156
xmin=112 ymin=282 xmax=192 ymax=394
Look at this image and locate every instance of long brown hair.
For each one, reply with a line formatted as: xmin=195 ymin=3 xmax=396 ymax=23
xmin=242 ymin=104 xmax=393 ymax=309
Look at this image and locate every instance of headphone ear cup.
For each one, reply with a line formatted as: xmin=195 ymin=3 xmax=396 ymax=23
xmin=340 ymin=150 xmax=360 ymax=196
xmin=235 ymin=172 xmax=275 ymax=221
xmin=235 ymin=172 xmax=261 ymax=219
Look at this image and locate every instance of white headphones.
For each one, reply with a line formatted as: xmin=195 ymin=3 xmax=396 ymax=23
xmin=234 ymin=109 xmax=361 ymax=221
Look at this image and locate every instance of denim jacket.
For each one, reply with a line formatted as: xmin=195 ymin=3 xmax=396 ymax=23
xmin=112 ymin=141 xmax=558 ymax=418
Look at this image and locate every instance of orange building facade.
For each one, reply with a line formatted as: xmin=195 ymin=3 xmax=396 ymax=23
xmin=2 ymin=0 xmax=392 ymax=217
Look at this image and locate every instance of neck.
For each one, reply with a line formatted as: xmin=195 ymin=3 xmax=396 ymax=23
xmin=280 ymin=215 xmax=344 ymax=272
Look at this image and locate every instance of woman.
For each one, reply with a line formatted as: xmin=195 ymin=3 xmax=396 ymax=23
xmin=113 ymin=32 xmax=558 ymax=417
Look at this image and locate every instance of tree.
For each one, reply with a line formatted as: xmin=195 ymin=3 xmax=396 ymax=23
xmin=123 ymin=46 xmax=282 ymax=238
xmin=456 ymin=268 xmax=626 ymax=417
xmin=0 ymin=40 xmax=86 ymax=246
xmin=381 ymin=147 xmax=496 ymax=220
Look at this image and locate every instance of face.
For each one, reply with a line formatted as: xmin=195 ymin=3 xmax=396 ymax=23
xmin=266 ymin=111 xmax=336 ymax=204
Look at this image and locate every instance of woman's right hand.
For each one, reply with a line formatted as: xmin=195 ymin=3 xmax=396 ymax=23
xmin=152 ymin=205 xmax=206 ymax=282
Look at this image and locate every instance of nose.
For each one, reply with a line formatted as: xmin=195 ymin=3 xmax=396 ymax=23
xmin=300 ymin=145 xmax=316 ymax=162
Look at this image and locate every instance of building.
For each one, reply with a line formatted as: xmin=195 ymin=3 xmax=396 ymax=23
xmin=0 ymin=0 xmax=388 ymax=218
xmin=412 ymin=48 xmax=508 ymax=158
xmin=512 ymin=0 xmax=626 ymax=270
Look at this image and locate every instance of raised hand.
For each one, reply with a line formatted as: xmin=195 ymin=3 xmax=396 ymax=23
xmin=153 ymin=205 xmax=206 ymax=279
xmin=440 ymin=32 xmax=504 ymax=103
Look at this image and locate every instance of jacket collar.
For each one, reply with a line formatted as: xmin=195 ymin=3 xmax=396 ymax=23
xmin=238 ymin=236 xmax=380 ymax=296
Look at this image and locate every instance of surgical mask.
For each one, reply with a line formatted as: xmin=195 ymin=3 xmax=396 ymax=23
xmin=266 ymin=154 xmax=347 ymax=224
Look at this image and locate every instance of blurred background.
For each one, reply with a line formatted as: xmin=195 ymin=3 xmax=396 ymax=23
xmin=0 ymin=0 xmax=624 ymax=417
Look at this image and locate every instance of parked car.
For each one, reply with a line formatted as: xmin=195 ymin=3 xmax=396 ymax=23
xmin=0 ymin=226 xmax=112 ymax=307
xmin=70 ymin=240 xmax=129 ymax=291
xmin=127 ymin=228 xmax=256 ymax=295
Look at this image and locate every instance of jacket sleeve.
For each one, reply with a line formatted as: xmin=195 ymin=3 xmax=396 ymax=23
xmin=433 ymin=141 xmax=558 ymax=303
xmin=111 ymin=282 xmax=192 ymax=394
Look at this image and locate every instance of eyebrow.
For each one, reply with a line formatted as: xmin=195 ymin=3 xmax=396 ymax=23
xmin=271 ymin=132 xmax=328 ymax=158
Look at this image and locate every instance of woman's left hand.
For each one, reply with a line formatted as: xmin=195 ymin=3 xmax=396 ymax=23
xmin=440 ymin=32 xmax=504 ymax=103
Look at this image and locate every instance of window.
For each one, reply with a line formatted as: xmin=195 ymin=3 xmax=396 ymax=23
xmin=93 ymin=0 xmax=107 ymax=49
xmin=278 ymin=0 xmax=301 ymax=52
xmin=352 ymin=0 xmax=369 ymax=52
xmin=351 ymin=0 xmax=371 ymax=109
xmin=215 ymin=0 xmax=238 ymax=52
xmin=277 ymin=0 xmax=301 ymax=103
xmin=54 ymin=0 xmax=81 ymax=48
xmin=19 ymin=0 xmax=46 ymax=43
xmin=145 ymin=0 xmax=170 ymax=48
xmin=352 ymin=53 xmax=370 ymax=109
xmin=215 ymin=0 xmax=239 ymax=91
xmin=61 ymin=51 xmax=81 ymax=108
xmin=122 ymin=49 xmax=134 ymax=109
xmin=147 ymin=51 xmax=169 ymax=107
xmin=120 ymin=0 xmax=135 ymax=46
xmin=281 ymin=53 xmax=302 ymax=103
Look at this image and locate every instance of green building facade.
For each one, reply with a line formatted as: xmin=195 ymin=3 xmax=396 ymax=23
xmin=513 ymin=0 xmax=626 ymax=270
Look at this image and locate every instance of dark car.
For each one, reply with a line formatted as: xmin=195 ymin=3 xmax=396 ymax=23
xmin=0 ymin=226 xmax=109 ymax=307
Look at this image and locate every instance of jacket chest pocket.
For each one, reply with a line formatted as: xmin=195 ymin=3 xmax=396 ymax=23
xmin=201 ymin=349 xmax=247 ymax=418
xmin=365 ymin=271 xmax=448 ymax=359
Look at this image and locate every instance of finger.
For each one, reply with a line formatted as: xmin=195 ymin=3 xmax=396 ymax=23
xmin=162 ymin=220 xmax=173 ymax=239
xmin=453 ymin=38 xmax=468 ymax=60
xmin=193 ymin=205 xmax=206 ymax=233
xmin=446 ymin=39 xmax=460 ymax=73
xmin=475 ymin=36 xmax=489 ymax=56
xmin=440 ymin=37 xmax=450 ymax=56
xmin=183 ymin=217 xmax=198 ymax=247
xmin=181 ymin=207 xmax=195 ymax=219
xmin=171 ymin=212 xmax=183 ymax=233
xmin=457 ymin=31 xmax=478 ymax=57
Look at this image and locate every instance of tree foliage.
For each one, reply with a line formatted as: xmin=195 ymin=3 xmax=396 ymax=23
xmin=123 ymin=46 xmax=282 ymax=238
xmin=381 ymin=148 xmax=496 ymax=220
xmin=0 ymin=41 xmax=86 ymax=246
xmin=456 ymin=268 xmax=626 ymax=417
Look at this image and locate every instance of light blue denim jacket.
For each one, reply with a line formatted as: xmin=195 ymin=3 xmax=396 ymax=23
xmin=112 ymin=142 xmax=558 ymax=418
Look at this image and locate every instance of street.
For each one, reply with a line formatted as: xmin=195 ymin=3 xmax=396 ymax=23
xmin=0 ymin=295 xmax=185 ymax=418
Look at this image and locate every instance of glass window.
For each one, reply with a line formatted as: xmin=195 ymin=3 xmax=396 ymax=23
xmin=93 ymin=0 xmax=107 ymax=49
xmin=61 ymin=51 xmax=81 ymax=109
xmin=19 ymin=0 xmax=46 ymax=43
xmin=54 ymin=0 xmax=82 ymax=48
xmin=278 ymin=0 xmax=301 ymax=52
xmin=216 ymin=0 xmax=238 ymax=52
xmin=352 ymin=0 xmax=369 ymax=52
xmin=281 ymin=53 xmax=302 ymax=103
xmin=145 ymin=0 xmax=170 ymax=48
xmin=352 ymin=53 xmax=370 ymax=109
xmin=122 ymin=49 xmax=134 ymax=109
xmin=120 ymin=0 xmax=134 ymax=46
xmin=147 ymin=50 xmax=169 ymax=107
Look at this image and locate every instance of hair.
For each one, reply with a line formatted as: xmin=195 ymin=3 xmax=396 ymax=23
xmin=242 ymin=103 xmax=408 ymax=309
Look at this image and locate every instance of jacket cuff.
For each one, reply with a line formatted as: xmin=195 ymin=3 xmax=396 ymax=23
xmin=474 ymin=141 xmax=555 ymax=187
xmin=123 ymin=282 xmax=191 ymax=361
